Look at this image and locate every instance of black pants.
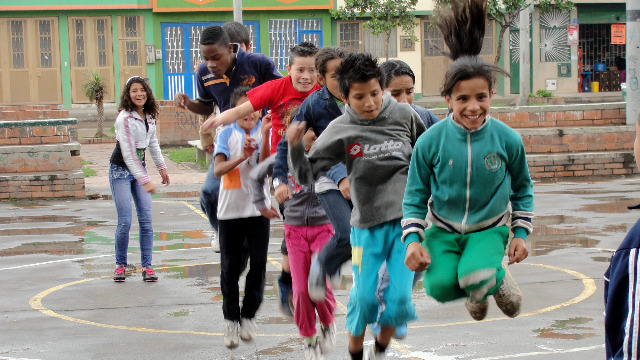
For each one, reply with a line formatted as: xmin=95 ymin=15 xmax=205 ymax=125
xmin=218 ymin=216 xmax=270 ymax=321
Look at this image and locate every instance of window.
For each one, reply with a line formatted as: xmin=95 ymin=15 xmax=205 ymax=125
xmin=539 ymin=9 xmax=571 ymax=62
xmin=164 ymin=26 xmax=185 ymax=74
xmin=122 ymin=16 xmax=141 ymax=66
xmin=423 ymin=22 xmax=445 ymax=57
xmin=11 ymin=20 xmax=25 ymax=68
xmin=74 ymin=19 xmax=85 ymax=67
xmin=269 ymin=19 xmax=322 ymax=70
xmin=39 ymin=20 xmax=53 ymax=68
xmin=96 ymin=19 xmax=107 ymax=67
xmin=338 ymin=21 xmax=397 ymax=58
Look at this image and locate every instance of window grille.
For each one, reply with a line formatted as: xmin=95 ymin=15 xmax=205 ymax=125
xmin=165 ymin=26 xmax=185 ymax=74
xmin=578 ymin=24 xmax=625 ymax=72
xmin=39 ymin=20 xmax=53 ymax=68
xmin=96 ymin=19 xmax=107 ymax=67
xmin=423 ymin=21 xmax=445 ymax=57
xmin=74 ymin=19 xmax=86 ymax=67
xmin=124 ymin=16 xmax=138 ymax=38
xmin=364 ymin=27 xmax=397 ymax=58
xmin=338 ymin=22 xmax=361 ymax=52
xmin=11 ymin=20 xmax=25 ymax=69
xmin=269 ymin=19 xmax=322 ymax=70
xmin=189 ymin=25 xmax=207 ymax=72
xmin=539 ymin=9 xmax=570 ymax=62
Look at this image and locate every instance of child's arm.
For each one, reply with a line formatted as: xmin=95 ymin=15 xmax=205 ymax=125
xmin=213 ymin=137 xmax=257 ymax=178
xmin=201 ymin=100 xmax=256 ymax=133
xmin=258 ymin=113 xmax=272 ymax=163
xmin=248 ymin=155 xmax=280 ymax=219
xmin=507 ymin=131 xmax=535 ymax=264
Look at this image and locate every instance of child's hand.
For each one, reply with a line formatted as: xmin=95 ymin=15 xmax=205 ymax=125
xmin=173 ymin=92 xmax=190 ymax=110
xmin=274 ymin=183 xmax=292 ymax=204
xmin=143 ymin=181 xmax=157 ymax=194
xmin=159 ymin=169 xmax=170 ymax=186
xmin=508 ymin=237 xmax=528 ymax=264
xmin=261 ymin=111 xmax=272 ymax=135
xmin=259 ymin=206 xmax=281 ymax=219
xmin=285 ymin=121 xmax=307 ymax=147
xmin=242 ymin=137 xmax=257 ymax=158
xmin=338 ymin=178 xmax=351 ymax=200
xmin=201 ymin=113 xmax=219 ymax=133
xmin=405 ymin=241 xmax=431 ymax=271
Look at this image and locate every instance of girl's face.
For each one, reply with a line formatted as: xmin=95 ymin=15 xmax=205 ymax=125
xmin=386 ymin=74 xmax=415 ymax=105
xmin=344 ymin=78 xmax=383 ymax=121
xmin=318 ymin=57 xmax=342 ymax=99
xmin=287 ymin=56 xmax=317 ymax=92
xmin=444 ymin=76 xmax=491 ymax=131
xmin=235 ymin=96 xmax=260 ymax=132
xmin=129 ymin=82 xmax=147 ymax=111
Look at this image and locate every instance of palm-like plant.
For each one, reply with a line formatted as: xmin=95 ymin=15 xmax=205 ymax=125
xmin=82 ymin=71 xmax=108 ymax=138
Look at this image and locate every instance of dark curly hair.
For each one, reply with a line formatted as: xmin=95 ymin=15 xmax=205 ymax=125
xmin=315 ymin=47 xmax=347 ymax=77
xmin=435 ymin=0 xmax=508 ymax=97
xmin=335 ymin=52 xmax=384 ymax=98
xmin=288 ymin=41 xmax=319 ymax=66
xmin=200 ymin=25 xmax=230 ymax=47
xmin=380 ymin=59 xmax=415 ymax=88
xmin=118 ymin=76 xmax=159 ymax=119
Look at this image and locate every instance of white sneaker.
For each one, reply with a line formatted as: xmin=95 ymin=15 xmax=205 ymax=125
xmin=223 ymin=320 xmax=239 ymax=349
xmin=493 ymin=261 xmax=522 ymax=318
xmin=308 ymin=254 xmax=327 ymax=302
xmin=304 ymin=340 xmax=323 ymax=360
xmin=239 ymin=317 xmax=257 ymax=341
xmin=211 ymin=232 xmax=220 ymax=253
xmin=318 ymin=322 xmax=335 ymax=354
xmin=328 ymin=268 xmax=342 ymax=289
xmin=365 ymin=344 xmax=387 ymax=360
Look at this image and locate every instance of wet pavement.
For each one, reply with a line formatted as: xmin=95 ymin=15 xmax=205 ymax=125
xmin=2 ymin=176 xmax=640 ymax=359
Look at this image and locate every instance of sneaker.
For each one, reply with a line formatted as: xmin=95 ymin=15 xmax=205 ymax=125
xmin=113 ymin=264 xmax=126 ymax=282
xmin=275 ymin=276 xmax=294 ymax=317
xmin=224 ymin=320 xmax=240 ymax=349
xmin=304 ymin=340 xmax=323 ymax=360
xmin=364 ymin=345 xmax=387 ymax=360
xmin=465 ymin=297 xmax=489 ymax=321
xmin=328 ymin=268 xmax=342 ymax=289
xmin=308 ymin=254 xmax=327 ymax=302
xmin=318 ymin=322 xmax=335 ymax=354
xmin=239 ymin=317 xmax=257 ymax=341
xmin=211 ymin=232 xmax=220 ymax=253
xmin=370 ymin=322 xmax=408 ymax=340
xmin=142 ymin=266 xmax=158 ymax=282
xmin=493 ymin=262 xmax=523 ymax=318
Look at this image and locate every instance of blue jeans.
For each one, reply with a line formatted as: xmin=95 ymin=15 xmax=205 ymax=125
xmin=317 ymin=189 xmax=353 ymax=276
xmin=109 ymin=163 xmax=153 ymax=267
xmin=200 ymin=159 xmax=221 ymax=231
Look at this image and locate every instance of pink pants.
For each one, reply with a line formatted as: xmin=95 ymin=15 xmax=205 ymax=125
xmin=284 ymin=223 xmax=336 ymax=337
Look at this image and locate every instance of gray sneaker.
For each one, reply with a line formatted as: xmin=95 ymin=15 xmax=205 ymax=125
xmin=304 ymin=340 xmax=323 ymax=360
xmin=318 ymin=322 xmax=335 ymax=354
xmin=493 ymin=262 xmax=522 ymax=318
xmin=364 ymin=344 xmax=387 ymax=360
xmin=211 ymin=232 xmax=220 ymax=253
xmin=465 ymin=297 xmax=489 ymax=321
xmin=308 ymin=254 xmax=326 ymax=302
xmin=223 ymin=320 xmax=239 ymax=349
xmin=239 ymin=317 xmax=256 ymax=341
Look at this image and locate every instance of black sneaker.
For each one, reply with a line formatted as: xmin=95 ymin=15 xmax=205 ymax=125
xmin=113 ymin=264 xmax=126 ymax=282
xmin=142 ymin=266 xmax=158 ymax=282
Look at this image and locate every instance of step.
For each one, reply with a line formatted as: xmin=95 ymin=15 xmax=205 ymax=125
xmin=517 ymin=125 xmax=634 ymax=154
xmin=0 ymin=170 xmax=85 ymax=199
xmin=527 ymin=151 xmax=638 ymax=180
xmin=0 ymin=142 xmax=82 ymax=173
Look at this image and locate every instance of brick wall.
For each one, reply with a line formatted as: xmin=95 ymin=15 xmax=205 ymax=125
xmin=155 ymin=100 xmax=201 ymax=146
xmin=0 ymin=119 xmax=85 ymax=200
xmin=0 ymin=105 xmax=69 ymax=121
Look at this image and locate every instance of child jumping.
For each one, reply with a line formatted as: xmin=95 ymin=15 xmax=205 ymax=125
xmin=213 ymin=87 xmax=271 ymax=349
xmin=402 ymin=0 xmax=535 ymax=321
xmin=287 ymin=52 xmax=425 ymax=360
xmin=250 ymin=122 xmax=337 ymax=359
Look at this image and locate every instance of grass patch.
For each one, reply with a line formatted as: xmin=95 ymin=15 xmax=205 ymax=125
xmin=163 ymin=147 xmax=207 ymax=169
xmin=83 ymin=167 xmax=97 ymax=177
xmin=81 ymin=159 xmax=93 ymax=165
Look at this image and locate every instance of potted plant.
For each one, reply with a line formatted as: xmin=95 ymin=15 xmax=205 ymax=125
xmin=528 ymin=89 xmax=565 ymax=105
xmin=82 ymin=71 xmax=108 ymax=138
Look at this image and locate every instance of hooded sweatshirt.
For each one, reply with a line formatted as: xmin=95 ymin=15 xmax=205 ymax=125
xmin=288 ymin=92 xmax=426 ymax=229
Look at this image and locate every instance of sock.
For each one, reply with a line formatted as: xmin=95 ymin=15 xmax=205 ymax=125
xmin=304 ymin=335 xmax=317 ymax=346
xmin=349 ymin=349 xmax=364 ymax=360
xmin=280 ymin=270 xmax=292 ymax=285
xmin=374 ymin=339 xmax=387 ymax=354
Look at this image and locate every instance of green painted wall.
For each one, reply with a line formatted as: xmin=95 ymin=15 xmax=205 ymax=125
xmin=155 ymin=0 xmax=331 ymax=10
xmin=1 ymin=0 xmax=149 ymax=6
xmin=578 ymin=4 xmax=626 ymax=24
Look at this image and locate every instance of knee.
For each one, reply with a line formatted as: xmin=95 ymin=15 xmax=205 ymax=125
xmin=426 ymin=275 xmax=460 ymax=303
xmin=117 ymin=217 xmax=132 ymax=229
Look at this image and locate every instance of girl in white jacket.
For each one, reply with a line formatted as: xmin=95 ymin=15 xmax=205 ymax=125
xmin=110 ymin=76 xmax=170 ymax=282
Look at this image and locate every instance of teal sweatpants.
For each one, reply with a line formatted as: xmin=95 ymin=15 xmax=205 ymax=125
xmin=345 ymin=219 xmax=417 ymax=336
xmin=422 ymin=225 xmax=509 ymax=302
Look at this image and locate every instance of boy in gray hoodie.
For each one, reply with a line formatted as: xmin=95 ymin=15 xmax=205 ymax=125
xmin=286 ymin=52 xmax=426 ymax=360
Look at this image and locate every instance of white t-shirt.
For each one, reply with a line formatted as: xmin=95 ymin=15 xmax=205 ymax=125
xmin=214 ymin=121 xmax=270 ymax=220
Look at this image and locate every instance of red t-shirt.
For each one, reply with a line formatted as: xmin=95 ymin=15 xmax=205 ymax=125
xmin=247 ymin=75 xmax=321 ymax=155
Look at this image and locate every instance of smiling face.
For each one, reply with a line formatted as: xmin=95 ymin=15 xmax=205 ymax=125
xmin=344 ymin=78 xmax=383 ymax=120
xmin=234 ymin=96 xmax=260 ymax=133
xmin=318 ymin=57 xmax=342 ymax=99
xmin=200 ymin=42 xmax=234 ymax=78
xmin=386 ymin=74 xmax=415 ymax=105
xmin=445 ymin=76 xmax=492 ymax=130
xmin=129 ymin=82 xmax=147 ymax=113
xmin=286 ymin=56 xmax=317 ymax=92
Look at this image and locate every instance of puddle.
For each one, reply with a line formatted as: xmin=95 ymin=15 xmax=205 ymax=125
xmin=254 ymin=337 xmax=300 ymax=356
xmin=0 ymin=240 xmax=92 ymax=256
xmin=527 ymin=215 xmax=598 ymax=256
xmin=533 ymin=317 xmax=597 ymax=340
xmin=579 ymin=196 xmax=638 ymax=213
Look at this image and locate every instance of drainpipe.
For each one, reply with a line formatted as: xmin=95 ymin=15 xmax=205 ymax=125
xmin=627 ymin=0 xmax=640 ymax=124
xmin=518 ymin=2 xmax=532 ymax=106
xmin=234 ymin=0 xmax=243 ymax=23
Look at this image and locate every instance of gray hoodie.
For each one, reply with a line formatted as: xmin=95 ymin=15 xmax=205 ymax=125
xmin=288 ymin=92 xmax=426 ymax=228
xmin=249 ymin=154 xmax=330 ymax=227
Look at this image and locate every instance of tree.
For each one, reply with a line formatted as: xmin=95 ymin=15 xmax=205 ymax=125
xmin=332 ymin=0 xmax=419 ymax=60
xmin=82 ymin=71 xmax=108 ymax=138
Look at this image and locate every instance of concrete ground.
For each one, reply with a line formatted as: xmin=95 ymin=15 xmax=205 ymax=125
xmin=2 ymin=157 xmax=639 ymax=359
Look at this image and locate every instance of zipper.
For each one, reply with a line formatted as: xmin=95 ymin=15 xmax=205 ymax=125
xmin=461 ymin=131 xmax=471 ymax=233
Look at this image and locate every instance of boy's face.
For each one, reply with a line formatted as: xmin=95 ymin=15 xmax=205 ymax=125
xmin=318 ymin=57 xmax=342 ymax=99
xmin=235 ymin=96 xmax=260 ymax=131
xmin=343 ymin=78 xmax=383 ymax=120
xmin=386 ymin=74 xmax=415 ymax=105
xmin=444 ymin=76 xmax=492 ymax=131
xmin=200 ymin=42 xmax=234 ymax=78
xmin=286 ymin=56 xmax=317 ymax=93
